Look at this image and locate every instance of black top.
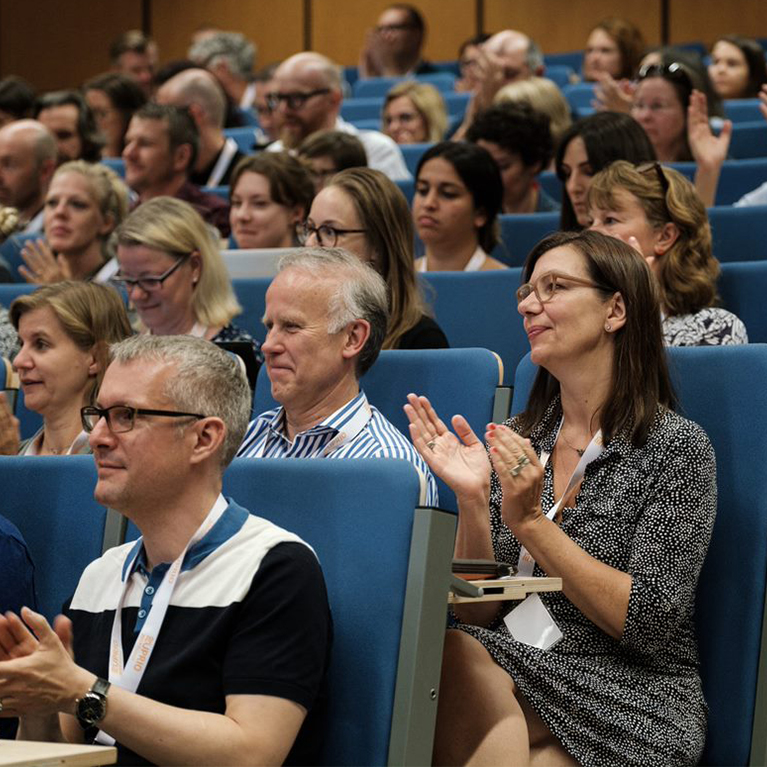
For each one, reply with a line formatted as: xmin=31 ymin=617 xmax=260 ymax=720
xmin=190 ymin=146 xmax=245 ymax=188
xmin=396 ymin=314 xmax=449 ymax=349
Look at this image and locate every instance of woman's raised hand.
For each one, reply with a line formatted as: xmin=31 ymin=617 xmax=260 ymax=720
xmin=0 ymin=395 xmax=19 ymax=455
xmin=19 ymin=240 xmax=71 ymax=284
xmin=404 ymin=393 xmax=491 ymax=499
xmin=592 ymin=72 xmax=635 ymax=114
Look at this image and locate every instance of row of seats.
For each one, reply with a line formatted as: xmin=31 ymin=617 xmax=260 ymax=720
xmin=4 ymin=343 xmax=767 ymax=764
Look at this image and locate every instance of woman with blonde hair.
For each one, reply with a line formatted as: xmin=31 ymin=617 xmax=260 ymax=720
xmin=114 ymin=197 xmax=258 ymax=349
xmin=588 ymin=160 xmax=747 ymax=346
xmin=7 ymin=280 xmax=132 ymax=455
xmin=382 ymin=80 xmax=448 ymax=144
xmin=300 ymin=167 xmax=448 ymax=349
xmin=20 ymin=160 xmax=129 ymax=284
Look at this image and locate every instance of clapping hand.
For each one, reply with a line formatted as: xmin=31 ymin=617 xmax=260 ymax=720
xmin=19 ymin=239 xmax=71 ymax=284
xmin=592 ymin=72 xmax=635 ymax=114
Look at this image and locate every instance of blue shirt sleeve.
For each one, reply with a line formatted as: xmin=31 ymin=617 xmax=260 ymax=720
xmin=0 ymin=521 xmax=37 ymax=615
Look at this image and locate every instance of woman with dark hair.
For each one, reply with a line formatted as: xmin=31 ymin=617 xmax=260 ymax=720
xmin=467 ymin=102 xmax=557 ymax=214
xmin=589 ymin=160 xmax=747 ymax=346
xmin=301 ymin=167 xmax=448 ymax=349
xmin=555 ymin=112 xmax=656 ymax=230
xmin=406 ymin=229 xmax=716 ymax=766
xmin=708 ymin=35 xmax=767 ymax=100
xmin=83 ymin=72 xmax=147 ymax=158
xmin=582 ymin=17 xmax=645 ymax=81
xmin=412 ymin=141 xmax=506 ymax=271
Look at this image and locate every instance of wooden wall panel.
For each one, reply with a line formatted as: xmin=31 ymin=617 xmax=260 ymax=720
xmin=668 ymin=1 xmax=767 ymax=47
xmin=0 ymin=0 xmax=142 ymax=90
xmin=483 ymin=0 xmax=662 ymax=53
xmin=150 ymin=0 xmax=303 ymax=70
xmin=312 ymin=0 xmax=477 ymax=66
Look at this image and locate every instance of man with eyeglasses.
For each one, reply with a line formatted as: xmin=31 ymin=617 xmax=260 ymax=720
xmin=0 ymin=335 xmax=331 ymax=766
xmin=266 ymin=52 xmax=410 ymax=181
xmin=237 ymin=248 xmax=437 ymax=506
xmin=358 ymin=4 xmax=437 ymax=79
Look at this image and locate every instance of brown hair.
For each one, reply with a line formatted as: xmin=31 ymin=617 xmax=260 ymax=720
xmin=10 ymin=281 xmax=132 ymax=405
xmin=588 ymin=160 xmax=718 ymax=316
xmin=516 ymin=230 xmax=675 ymax=447
xmin=590 ymin=17 xmax=645 ymax=79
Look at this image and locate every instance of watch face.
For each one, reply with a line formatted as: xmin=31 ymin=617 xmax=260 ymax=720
xmin=78 ymin=692 xmax=106 ymax=725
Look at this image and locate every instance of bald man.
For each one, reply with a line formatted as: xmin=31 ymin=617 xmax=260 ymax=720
xmin=156 ymin=68 xmax=245 ymax=187
xmin=0 ymin=120 xmax=57 ymax=234
xmin=267 ymin=52 xmax=409 ymax=181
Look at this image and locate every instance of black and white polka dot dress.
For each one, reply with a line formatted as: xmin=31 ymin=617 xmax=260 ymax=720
xmin=457 ymin=400 xmax=717 ymax=766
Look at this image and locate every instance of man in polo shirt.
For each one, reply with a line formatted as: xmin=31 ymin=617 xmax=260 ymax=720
xmin=0 ymin=336 xmax=331 ymax=766
xmin=237 ymin=247 xmax=438 ymax=506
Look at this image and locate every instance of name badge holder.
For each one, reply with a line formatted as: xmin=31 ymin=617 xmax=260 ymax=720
xmin=94 ymin=495 xmax=229 ymax=745
xmin=504 ymin=422 xmax=603 ymax=650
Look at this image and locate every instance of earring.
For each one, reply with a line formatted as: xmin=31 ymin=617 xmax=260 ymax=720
xmin=605 ymin=322 xmax=612 ymax=331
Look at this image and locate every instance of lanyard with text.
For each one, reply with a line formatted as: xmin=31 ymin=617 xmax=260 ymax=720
xmin=95 ymin=495 xmax=228 ymax=746
xmin=516 ymin=420 xmax=604 ymax=577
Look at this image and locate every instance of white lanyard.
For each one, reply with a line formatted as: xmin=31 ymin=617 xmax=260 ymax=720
xmin=206 ymin=138 xmax=238 ymax=187
xmin=516 ymin=420 xmax=604 ymax=577
xmin=95 ymin=495 xmax=228 ymax=745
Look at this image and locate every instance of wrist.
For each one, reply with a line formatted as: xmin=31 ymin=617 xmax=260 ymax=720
xmin=509 ymin=506 xmax=547 ymax=538
xmin=68 ymin=669 xmax=98 ymax=715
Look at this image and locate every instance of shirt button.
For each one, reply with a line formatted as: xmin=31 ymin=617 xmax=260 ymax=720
xmin=138 ymin=609 xmax=147 ymax=618
xmin=145 ymin=586 xmax=155 ymax=595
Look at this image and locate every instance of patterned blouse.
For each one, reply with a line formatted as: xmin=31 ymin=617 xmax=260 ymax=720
xmin=663 ymin=307 xmax=748 ymax=347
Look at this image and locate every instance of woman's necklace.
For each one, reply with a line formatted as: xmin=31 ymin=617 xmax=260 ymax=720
xmin=560 ymin=430 xmax=587 ymax=457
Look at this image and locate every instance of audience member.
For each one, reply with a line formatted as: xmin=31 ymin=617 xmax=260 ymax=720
xmin=0 ymin=334 xmax=331 ymax=765
xmin=0 ymin=513 xmax=35 ymax=614
xmin=156 ymin=68 xmax=245 ymax=187
xmin=0 ymin=306 xmax=19 ymax=358
xmin=301 ymin=167 xmax=449 ymax=349
xmin=455 ymin=33 xmax=491 ymax=93
xmin=405 ymin=229 xmax=716 ymax=766
xmin=297 ymin=130 xmax=367 ymax=192
xmin=708 ymin=35 xmax=767 ymax=100
xmin=229 ymin=153 xmax=314 ymax=249
xmin=589 ymin=160 xmax=747 ymax=346
xmin=82 ymin=73 xmax=147 ymax=159
xmin=252 ymin=64 xmax=280 ymax=146
xmin=494 ymin=77 xmax=572 ymax=161
xmin=555 ymin=111 xmax=656 ymax=230
xmin=582 ymin=17 xmax=645 ymax=82
xmin=466 ymin=103 xmax=558 ymax=214
xmin=34 ymin=91 xmax=102 ymax=164
xmin=382 ymin=81 xmax=447 ymax=144
xmin=19 ymin=160 xmax=128 ymax=284
xmin=267 ymin=52 xmax=410 ymax=180
xmin=358 ymin=4 xmax=436 ymax=79
xmin=122 ymin=103 xmax=230 ymax=236
xmin=7 ymin=281 xmax=131 ymax=455
xmin=237 ymin=247 xmax=439 ymax=501
xmin=0 ymin=120 xmax=57 ymax=235
xmin=0 ymin=77 xmax=35 ymax=127
xmin=189 ymin=31 xmax=258 ymax=113
xmin=413 ymin=141 xmax=506 ymax=271
xmin=114 ymin=197 xmax=256 ymax=350
xmin=109 ymin=30 xmax=157 ymax=98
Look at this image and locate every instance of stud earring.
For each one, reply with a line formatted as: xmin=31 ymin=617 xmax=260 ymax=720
xmin=605 ymin=322 xmax=612 ymax=331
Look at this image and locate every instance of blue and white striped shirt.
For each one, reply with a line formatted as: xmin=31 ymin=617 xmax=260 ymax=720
xmin=236 ymin=391 xmax=439 ymax=507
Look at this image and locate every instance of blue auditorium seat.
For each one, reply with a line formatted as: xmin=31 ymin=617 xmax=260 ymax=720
xmin=352 ymin=73 xmax=456 ymax=99
xmin=395 ymin=178 xmax=415 ymax=204
xmin=718 ymin=260 xmax=767 ymax=342
xmin=544 ymin=65 xmax=575 ymax=88
xmin=341 ymin=97 xmax=386 ymax=123
xmin=723 ymin=99 xmax=764 ymax=123
xmin=493 ymin=212 xmax=561 ymax=267
xmin=562 ymin=83 xmax=596 ymax=114
xmin=100 ymin=157 xmax=125 ymax=178
xmin=222 ymin=126 xmax=257 ymax=153
xmin=400 ymin=142 xmax=433 ymax=175
xmin=512 ymin=345 xmax=767 ymax=766
xmin=0 ymin=233 xmax=39 ymax=282
xmin=728 ymin=121 xmax=767 ymax=159
xmin=232 ymin=277 xmax=270 ymax=343
xmin=543 ymin=51 xmax=584 ymax=71
xmin=708 ymin=205 xmax=767 ymax=262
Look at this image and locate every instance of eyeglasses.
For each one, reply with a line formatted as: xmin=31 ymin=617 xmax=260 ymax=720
xmin=81 ymin=405 xmax=205 ymax=434
xmin=295 ymin=221 xmax=367 ymax=247
xmin=516 ymin=271 xmax=610 ymax=305
xmin=266 ymin=89 xmax=330 ymax=111
xmin=113 ymin=254 xmax=190 ymax=293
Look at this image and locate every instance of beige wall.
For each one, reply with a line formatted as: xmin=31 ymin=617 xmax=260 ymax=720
xmin=3 ymin=0 xmax=767 ymax=90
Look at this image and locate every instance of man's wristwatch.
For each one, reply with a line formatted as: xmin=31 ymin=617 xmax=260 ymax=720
xmin=75 ymin=677 xmax=111 ymax=730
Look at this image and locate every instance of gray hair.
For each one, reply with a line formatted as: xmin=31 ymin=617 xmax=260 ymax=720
xmin=277 ymin=247 xmax=389 ymax=376
xmin=109 ymin=335 xmax=251 ymax=468
xmin=189 ymin=32 xmax=256 ymax=81
xmin=526 ymin=38 xmax=544 ymax=73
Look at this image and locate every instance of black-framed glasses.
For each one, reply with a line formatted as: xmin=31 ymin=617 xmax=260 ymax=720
xmin=266 ymin=89 xmax=330 ymax=111
xmin=81 ymin=405 xmax=205 ymax=434
xmin=113 ymin=254 xmax=190 ymax=293
xmin=295 ymin=221 xmax=367 ymax=247
xmin=516 ymin=271 xmax=610 ymax=305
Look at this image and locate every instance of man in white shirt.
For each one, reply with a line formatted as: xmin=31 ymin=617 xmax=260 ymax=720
xmin=267 ymin=52 xmax=410 ymax=181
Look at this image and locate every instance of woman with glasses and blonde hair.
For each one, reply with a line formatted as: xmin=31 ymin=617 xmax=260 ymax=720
xmin=4 ymin=281 xmax=131 ymax=455
xmin=19 ymin=160 xmax=129 ymax=284
xmin=382 ymin=80 xmax=448 ymax=144
xmin=114 ymin=197 xmax=258 ymax=351
xmin=588 ymin=160 xmax=746 ymax=346
xmin=405 ymin=229 xmax=716 ymax=766
xmin=300 ymin=167 xmax=448 ymax=349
